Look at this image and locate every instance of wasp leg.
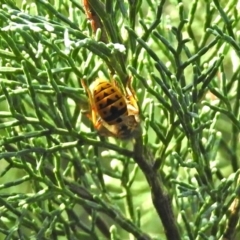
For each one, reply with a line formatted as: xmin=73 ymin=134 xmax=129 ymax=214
xmin=125 ymin=76 xmax=139 ymax=111
xmin=81 ymin=80 xmax=101 ymax=130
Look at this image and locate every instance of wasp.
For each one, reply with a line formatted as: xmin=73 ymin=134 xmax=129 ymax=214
xmin=81 ymin=77 xmax=141 ymax=139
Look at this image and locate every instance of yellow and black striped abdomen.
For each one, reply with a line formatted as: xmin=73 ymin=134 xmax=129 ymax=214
xmin=93 ymin=81 xmax=128 ymax=125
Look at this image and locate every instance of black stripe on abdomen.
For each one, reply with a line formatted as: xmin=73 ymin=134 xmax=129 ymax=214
xmin=102 ymin=105 xmax=127 ymax=124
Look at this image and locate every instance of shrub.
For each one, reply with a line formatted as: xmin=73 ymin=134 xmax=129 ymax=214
xmin=0 ymin=0 xmax=239 ymax=239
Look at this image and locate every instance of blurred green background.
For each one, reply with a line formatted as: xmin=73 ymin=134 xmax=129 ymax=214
xmin=0 ymin=0 xmax=240 ymax=239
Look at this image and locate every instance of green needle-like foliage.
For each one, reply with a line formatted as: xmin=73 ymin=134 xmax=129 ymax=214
xmin=0 ymin=0 xmax=240 ymax=239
